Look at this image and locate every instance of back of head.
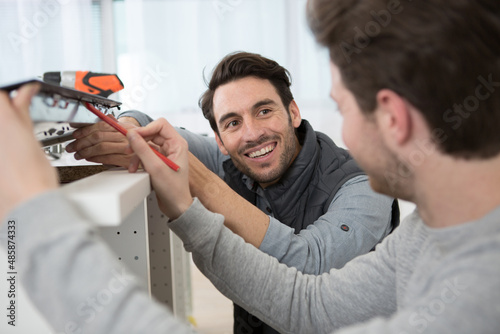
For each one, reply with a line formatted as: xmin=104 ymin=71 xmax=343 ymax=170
xmin=199 ymin=51 xmax=294 ymax=134
xmin=307 ymin=0 xmax=500 ymax=159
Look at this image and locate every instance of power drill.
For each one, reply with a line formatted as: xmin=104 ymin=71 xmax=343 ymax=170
xmin=42 ymin=71 xmax=124 ymax=98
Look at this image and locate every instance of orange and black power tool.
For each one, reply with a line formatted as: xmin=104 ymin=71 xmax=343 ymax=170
xmin=42 ymin=71 xmax=124 ymax=98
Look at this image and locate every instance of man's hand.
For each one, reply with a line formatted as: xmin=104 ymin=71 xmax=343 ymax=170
xmin=0 ymin=83 xmax=59 ymax=220
xmin=127 ymin=118 xmax=193 ymax=219
xmin=66 ymin=116 xmax=140 ymax=167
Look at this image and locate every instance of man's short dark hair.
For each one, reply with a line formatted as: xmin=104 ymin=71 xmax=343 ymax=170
xmin=199 ymin=51 xmax=294 ymax=135
xmin=307 ymin=0 xmax=500 ymax=159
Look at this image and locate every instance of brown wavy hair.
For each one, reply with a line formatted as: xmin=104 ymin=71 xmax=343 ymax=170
xmin=199 ymin=51 xmax=294 ymax=135
xmin=307 ymin=0 xmax=500 ymax=159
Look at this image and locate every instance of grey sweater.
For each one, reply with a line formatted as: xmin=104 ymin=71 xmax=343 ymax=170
xmin=2 ymin=191 xmax=500 ymax=333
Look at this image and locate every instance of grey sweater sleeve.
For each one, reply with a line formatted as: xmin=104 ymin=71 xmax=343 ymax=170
xmin=172 ymin=200 xmax=500 ymax=334
xmin=3 ymin=192 xmax=495 ymax=333
xmin=169 ymin=198 xmax=398 ymax=334
xmin=0 ymin=191 xmax=194 ymax=334
xmin=259 ymin=175 xmax=394 ymax=274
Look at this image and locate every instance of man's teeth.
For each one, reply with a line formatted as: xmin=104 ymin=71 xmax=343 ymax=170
xmin=248 ymin=145 xmax=275 ymax=158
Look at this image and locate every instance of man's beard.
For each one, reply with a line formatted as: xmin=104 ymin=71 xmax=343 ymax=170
xmin=231 ymin=130 xmax=298 ymax=186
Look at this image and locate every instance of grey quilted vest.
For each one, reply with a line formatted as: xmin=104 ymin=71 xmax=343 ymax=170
xmin=224 ymin=120 xmax=399 ymax=334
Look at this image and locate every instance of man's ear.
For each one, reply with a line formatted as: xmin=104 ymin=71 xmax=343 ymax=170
xmin=375 ymin=89 xmax=412 ymax=146
xmin=288 ymin=100 xmax=302 ymax=128
xmin=214 ymin=131 xmax=229 ymax=155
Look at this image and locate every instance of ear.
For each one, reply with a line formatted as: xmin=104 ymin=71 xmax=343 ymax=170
xmin=288 ymin=100 xmax=302 ymax=128
xmin=214 ymin=131 xmax=229 ymax=155
xmin=375 ymin=89 xmax=412 ymax=146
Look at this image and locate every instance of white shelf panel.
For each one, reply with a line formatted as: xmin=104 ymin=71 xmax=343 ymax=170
xmin=61 ymin=169 xmax=151 ymax=225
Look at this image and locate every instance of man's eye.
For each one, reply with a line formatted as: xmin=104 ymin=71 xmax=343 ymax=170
xmin=260 ymin=109 xmax=271 ymax=115
xmin=227 ymin=120 xmax=239 ymax=128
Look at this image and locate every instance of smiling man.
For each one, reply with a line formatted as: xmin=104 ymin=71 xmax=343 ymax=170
xmin=211 ymin=77 xmax=301 ymax=188
xmin=191 ymin=56 xmax=399 ymax=333
xmin=68 ymin=51 xmax=398 ymax=333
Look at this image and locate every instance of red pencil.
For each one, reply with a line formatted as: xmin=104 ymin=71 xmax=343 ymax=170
xmin=84 ymin=102 xmax=180 ymax=172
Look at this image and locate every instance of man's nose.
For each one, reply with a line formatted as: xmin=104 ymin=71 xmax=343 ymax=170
xmin=241 ymin=118 xmax=265 ymax=142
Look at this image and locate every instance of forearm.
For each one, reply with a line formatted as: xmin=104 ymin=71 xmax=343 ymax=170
xmin=260 ymin=176 xmax=394 ymax=274
xmin=188 ymin=152 xmax=269 ymax=248
xmin=0 ymin=191 xmax=192 ymax=334
xmin=169 ymin=198 xmax=397 ymax=334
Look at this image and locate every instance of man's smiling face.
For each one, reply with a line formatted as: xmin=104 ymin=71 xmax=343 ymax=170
xmin=213 ymin=76 xmax=302 ymax=188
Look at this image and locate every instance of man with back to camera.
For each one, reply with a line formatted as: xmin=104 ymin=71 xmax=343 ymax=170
xmin=66 ymin=51 xmax=398 ymax=333
xmin=2 ymin=0 xmax=499 ymax=333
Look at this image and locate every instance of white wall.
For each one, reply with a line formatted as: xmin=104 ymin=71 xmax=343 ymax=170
xmin=0 ymin=0 xmax=416 ymax=216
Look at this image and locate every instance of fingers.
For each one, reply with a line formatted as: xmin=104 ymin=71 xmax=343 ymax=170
xmin=8 ymin=83 xmax=40 ymax=128
xmin=0 ymin=83 xmax=39 ymax=148
xmin=133 ymin=118 xmax=176 ymax=141
xmin=68 ymin=119 xmax=137 ymax=152
xmin=66 ymin=131 xmax=126 ymax=153
xmin=12 ymin=82 xmax=39 ymax=109
xmin=0 ymin=83 xmax=58 ymax=218
xmin=133 ymin=118 xmax=185 ymax=152
xmin=72 ymin=121 xmax=115 ymax=139
xmin=70 ymin=142 xmax=133 ymax=169
xmin=0 ymin=83 xmax=37 ymax=134
xmin=127 ymin=126 xmax=192 ymax=219
xmin=65 ymin=119 xmax=140 ymax=167
xmin=127 ymin=129 xmax=164 ymax=175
